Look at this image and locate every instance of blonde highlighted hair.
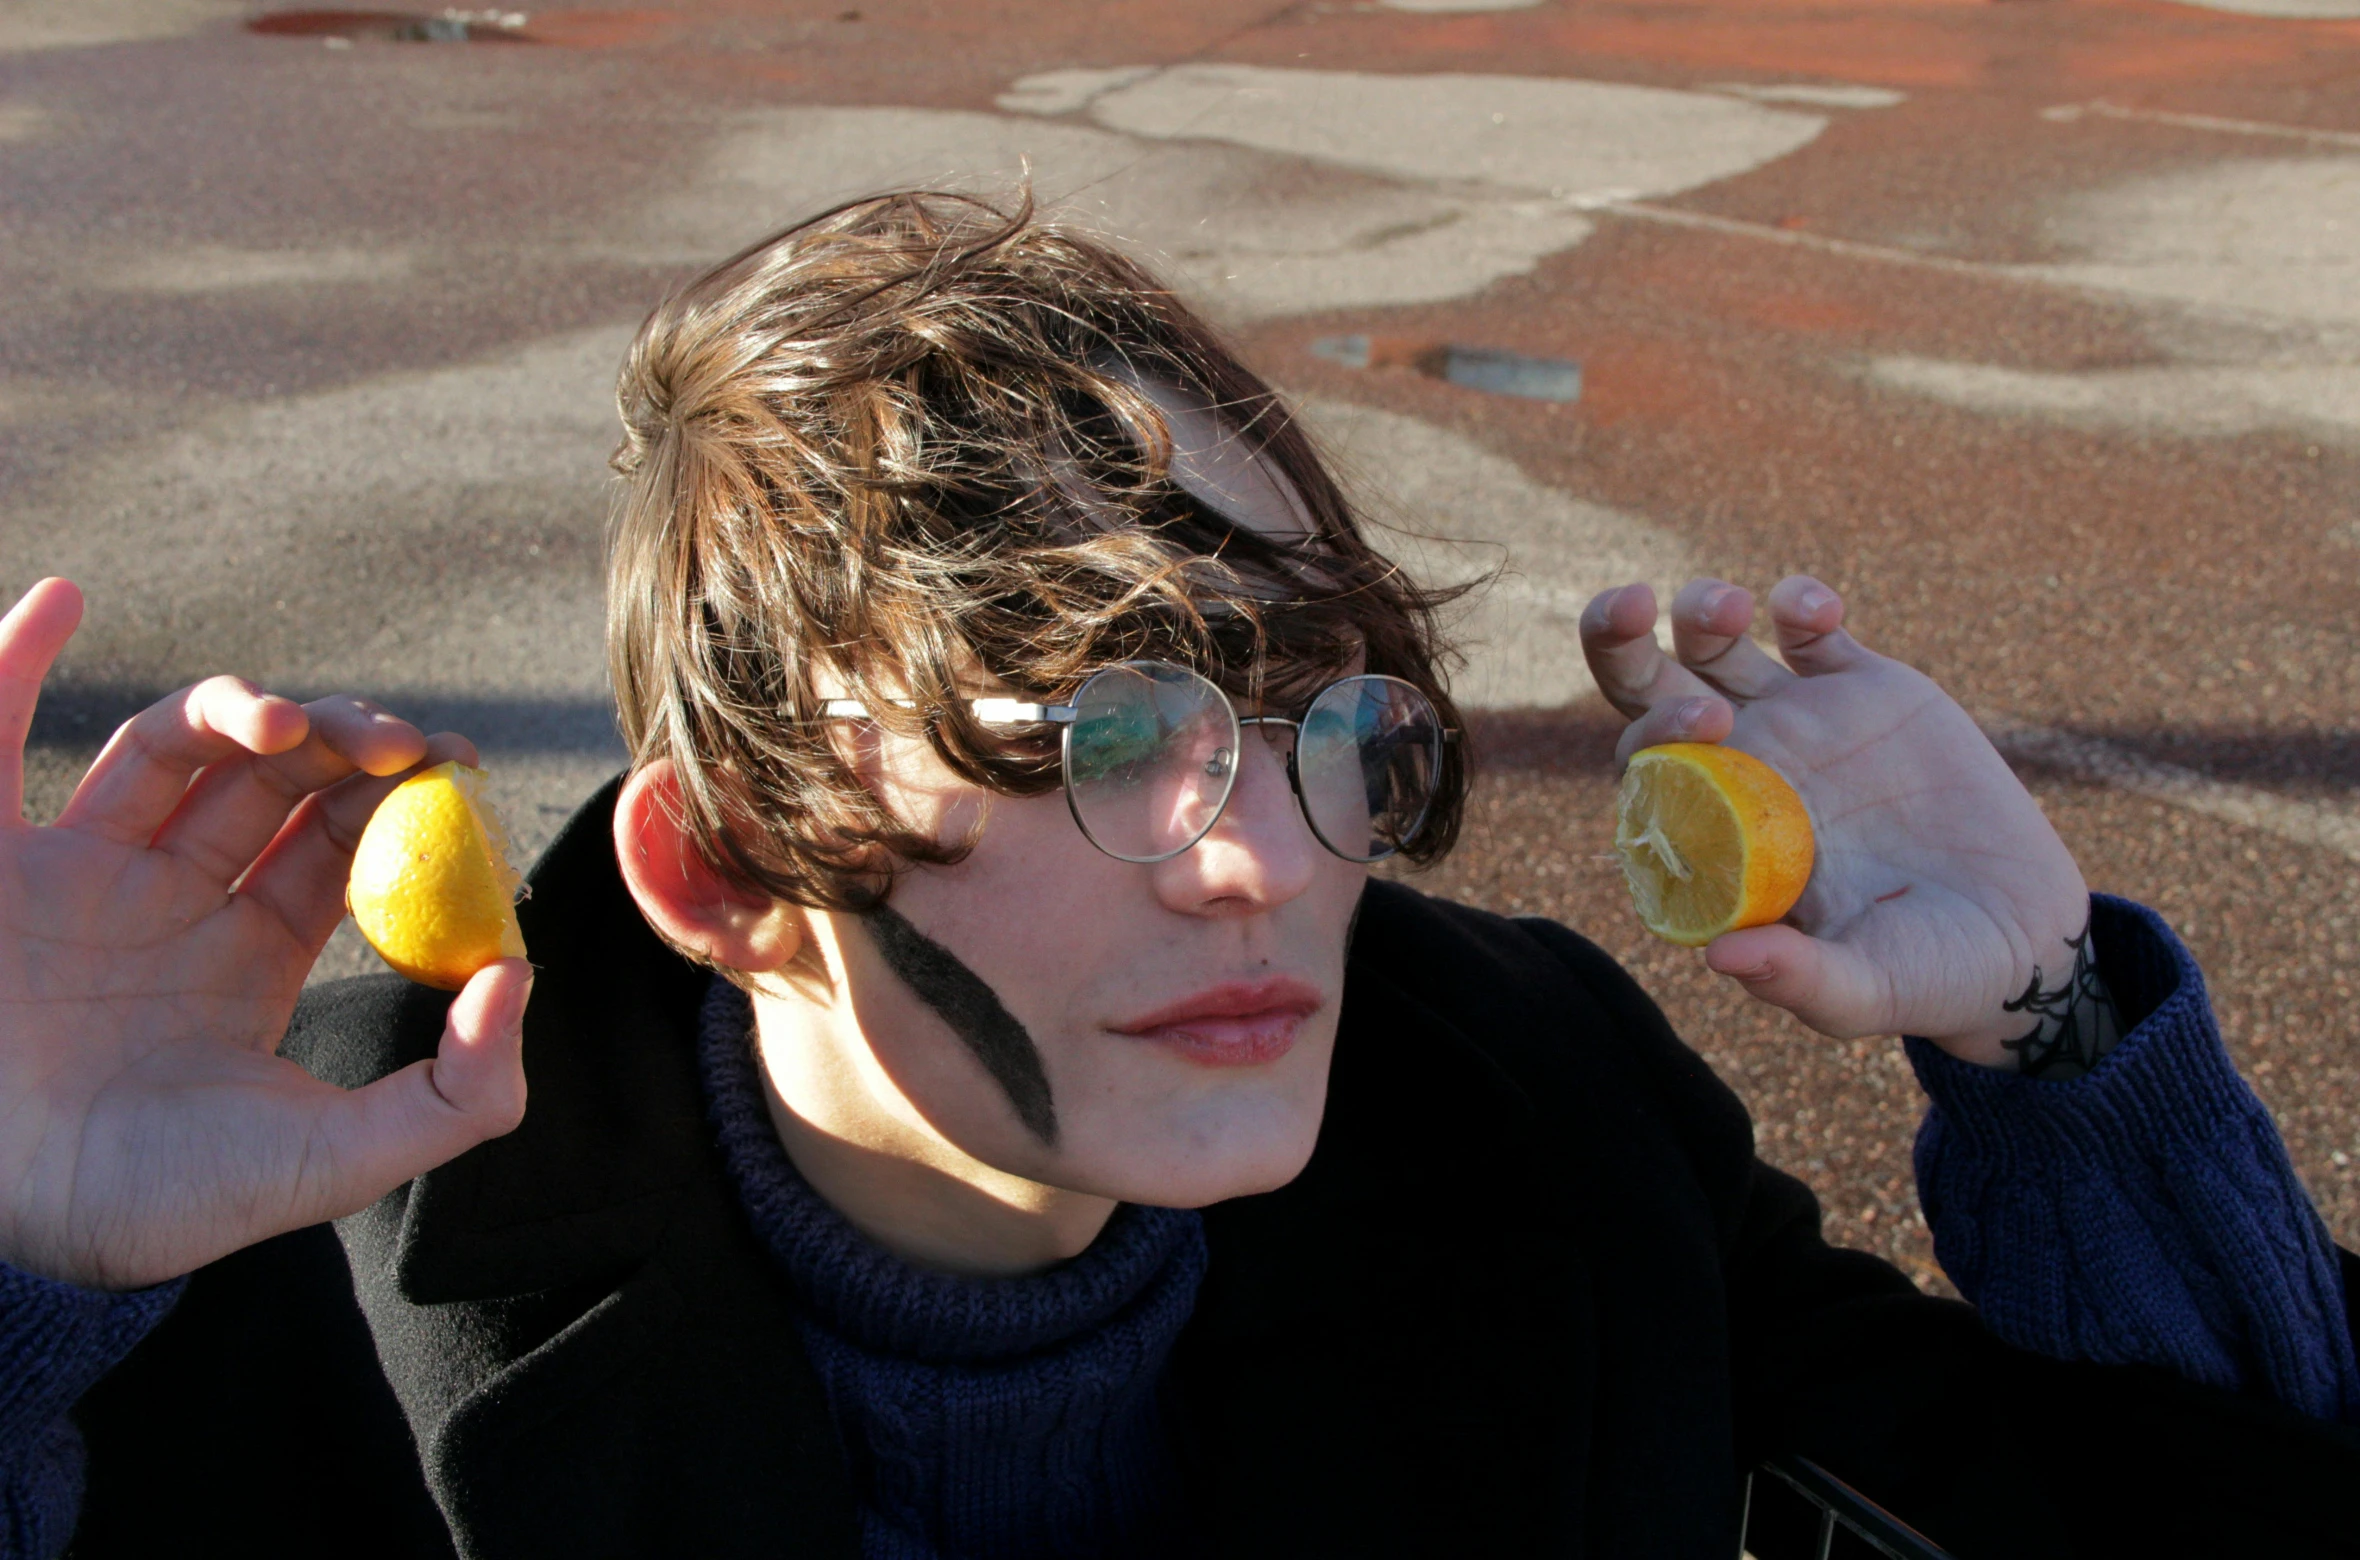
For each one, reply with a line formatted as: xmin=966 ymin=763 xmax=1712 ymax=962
xmin=607 ymin=190 xmax=1466 ymax=911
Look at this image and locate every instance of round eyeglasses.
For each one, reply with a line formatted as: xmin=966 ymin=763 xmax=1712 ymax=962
xmin=822 ymin=661 xmax=1452 ymax=864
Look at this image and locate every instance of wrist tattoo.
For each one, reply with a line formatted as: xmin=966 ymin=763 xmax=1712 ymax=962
xmin=1998 ymin=921 xmax=2123 ymax=1082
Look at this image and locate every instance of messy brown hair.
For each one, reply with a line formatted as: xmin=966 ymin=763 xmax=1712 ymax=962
xmin=607 ymin=190 xmax=1467 ymax=912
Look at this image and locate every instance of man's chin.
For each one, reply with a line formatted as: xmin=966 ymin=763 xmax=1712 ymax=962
xmin=1046 ymin=1120 xmax=1326 ymax=1210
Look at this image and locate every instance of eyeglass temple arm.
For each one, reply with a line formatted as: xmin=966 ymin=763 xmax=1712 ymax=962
xmin=821 ymin=699 xmax=1459 ymax=740
xmin=818 ymin=698 xmax=1079 ymax=725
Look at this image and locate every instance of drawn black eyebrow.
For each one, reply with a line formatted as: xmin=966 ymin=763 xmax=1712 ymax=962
xmin=860 ymin=901 xmax=1058 ymax=1144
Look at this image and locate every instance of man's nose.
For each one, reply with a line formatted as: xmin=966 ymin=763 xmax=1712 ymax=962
xmin=1150 ymin=725 xmax=1319 ymax=916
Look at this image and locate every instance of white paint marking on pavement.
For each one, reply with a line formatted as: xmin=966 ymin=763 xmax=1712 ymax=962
xmin=104 ymin=246 xmax=414 ymax=294
xmin=1864 ymin=355 xmax=2360 ymax=441
xmin=1300 ymin=397 xmax=1689 ymax=709
xmin=1601 ymin=193 xmax=2360 ymax=340
xmin=1985 ymin=720 xmax=2360 ymax=863
xmin=2157 ymin=0 xmax=2360 ymax=16
xmin=1709 ymin=82 xmax=1906 ymax=111
xmin=2058 ymin=99 xmax=2360 ymax=149
xmin=1603 ymin=199 xmax=2052 ymax=280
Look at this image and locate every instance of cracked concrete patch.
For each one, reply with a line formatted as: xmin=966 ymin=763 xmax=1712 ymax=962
xmin=1301 ymin=398 xmax=1688 ymax=709
xmin=654 ymin=71 xmax=1822 ymax=322
xmin=619 ymin=103 xmax=1598 ymax=320
xmin=994 ymin=67 xmax=1158 ymax=117
xmin=2024 ymin=157 xmax=2360 ymax=331
xmin=1875 ymin=157 xmax=2360 ymax=442
xmin=1058 ymin=65 xmax=1824 ymax=202
xmin=103 ymin=246 xmax=414 ymax=294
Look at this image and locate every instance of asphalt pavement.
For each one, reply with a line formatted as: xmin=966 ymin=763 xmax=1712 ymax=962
xmin=5 ymin=0 xmax=2358 ymax=1286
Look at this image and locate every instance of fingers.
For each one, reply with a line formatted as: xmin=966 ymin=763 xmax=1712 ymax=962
xmin=238 ymin=730 xmax=481 ymax=949
xmin=292 ymin=959 xmax=531 ymax=1228
xmin=1764 ymin=576 xmax=1875 ymax=676
xmin=0 ymin=579 xmax=86 ymax=823
xmin=55 ymin=676 xmax=312 ymax=846
xmin=144 ymin=696 xmax=429 ymax=885
xmin=1579 ymin=584 xmax=1717 ymax=719
xmin=1614 ymin=694 xmax=1733 ymax=767
xmin=1704 ymin=924 xmax=1893 ymax=1040
xmin=1667 ymin=580 xmax=1795 ymax=702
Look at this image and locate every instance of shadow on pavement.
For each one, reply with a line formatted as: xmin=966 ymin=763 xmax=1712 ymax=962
xmin=27 ymin=684 xmax=623 ymax=757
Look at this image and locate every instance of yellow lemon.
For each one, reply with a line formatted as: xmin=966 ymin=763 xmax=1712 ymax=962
xmin=347 ymin=761 xmax=526 ymax=990
xmin=1615 ymin=742 xmax=1814 ymax=948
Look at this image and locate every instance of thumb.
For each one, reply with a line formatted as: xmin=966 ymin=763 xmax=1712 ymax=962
xmin=294 ymin=960 xmax=532 ymax=1226
xmin=429 ymin=958 xmax=533 ymax=1127
xmin=1705 ymin=925 xmax=1889 ymax=1040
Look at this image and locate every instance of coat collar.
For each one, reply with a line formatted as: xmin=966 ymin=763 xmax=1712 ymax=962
xmin=384 ymin=773 xmax=715 ymax=1302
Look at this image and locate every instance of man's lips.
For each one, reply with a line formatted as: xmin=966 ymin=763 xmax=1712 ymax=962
xmin=1110 ymin=978 xmax=1323 ymax=1068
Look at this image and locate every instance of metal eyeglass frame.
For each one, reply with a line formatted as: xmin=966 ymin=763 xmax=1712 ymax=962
xmin=819 ymin=660 xmax=1454 ymax=866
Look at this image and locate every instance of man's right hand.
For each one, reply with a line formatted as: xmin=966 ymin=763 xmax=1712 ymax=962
xmin=0 ymin=578 xmax=530 ymax=1290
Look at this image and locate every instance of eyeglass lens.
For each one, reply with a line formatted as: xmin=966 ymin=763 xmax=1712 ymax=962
xmin=1064 ymin=663 xmax=1240 ymax=862
xmin=1062 ymin=663 xmax=1442 ymax=864
xmin=1295 ymin=675 xmax=1445 ymax=863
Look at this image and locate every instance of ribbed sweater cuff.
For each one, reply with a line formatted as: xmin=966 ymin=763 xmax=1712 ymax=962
xmin=1903 ymin=896 xmax=2254 ymax=1172
xmin=0 ymin=1262 xmax=180 ymax=1448
xmin=1906 ymin=894 xmax=2360 ymax=1425
xmin=0 ymin=1262 xmax=181 ymax=1559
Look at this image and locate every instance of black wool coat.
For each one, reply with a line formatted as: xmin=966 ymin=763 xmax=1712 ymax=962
xmin=90 ymin=779 xmax=2360 ymax=1560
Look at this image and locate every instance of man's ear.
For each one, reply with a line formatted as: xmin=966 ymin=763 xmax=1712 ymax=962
xmin=613 ymin=760 xmax=804 ymax=974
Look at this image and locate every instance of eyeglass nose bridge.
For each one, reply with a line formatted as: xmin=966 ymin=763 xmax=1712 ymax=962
xmin=1234 ymin=713 xmax=1305 ymax=788
xmin=1232 ymin=712 xmax=1311 ymax=802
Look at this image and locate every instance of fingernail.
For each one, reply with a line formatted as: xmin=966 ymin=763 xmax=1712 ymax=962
xmin=494 ymin=967 xmax=534 ymax=1039
xmin=1675 ymin=697 xmax=1712 ymax=732
xmin=1797 ymin=587 xmax=1833 ymax=615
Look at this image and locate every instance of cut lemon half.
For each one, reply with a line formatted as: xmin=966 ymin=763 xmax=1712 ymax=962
xmin=1615 ymin=742 xmax=1814 ymax=948
xmin=347 ymin=761 xmax=527 ymax=990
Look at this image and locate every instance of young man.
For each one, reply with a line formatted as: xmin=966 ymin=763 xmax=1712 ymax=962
xmin=4 ymin=192 xmax=2358 ymax=1557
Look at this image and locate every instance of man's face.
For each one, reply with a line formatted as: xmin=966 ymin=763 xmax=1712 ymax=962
xmin=817 ymin=718 xmax=1367 ymax=1208
xmin=781 ymin=379 xmax=1368 ymax=1209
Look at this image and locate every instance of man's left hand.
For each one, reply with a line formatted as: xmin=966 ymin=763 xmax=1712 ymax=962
xmin=1579 ymin=574 xmax=2089 ymax=1066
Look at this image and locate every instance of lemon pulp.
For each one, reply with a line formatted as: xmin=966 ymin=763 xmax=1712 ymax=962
xmin=1615 ymin=743 xmax=1813 ymax=948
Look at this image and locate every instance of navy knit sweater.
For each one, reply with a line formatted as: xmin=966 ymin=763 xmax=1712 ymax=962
xmin=0 ymin=897 xmax=2353 ymax=1557
xmin=697 ymin=979 xmax=1206 ymax=1559
xmin=1907 ymin=895 xmax=2360 ymax=1422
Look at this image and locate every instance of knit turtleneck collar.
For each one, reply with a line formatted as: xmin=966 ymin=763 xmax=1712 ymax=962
xmin=697 ymin=978 xmax=1206 ymax=1560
